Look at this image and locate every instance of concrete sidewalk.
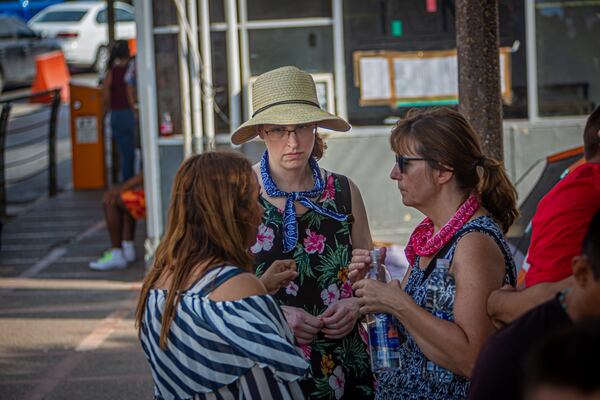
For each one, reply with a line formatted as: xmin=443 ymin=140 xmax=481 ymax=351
xmin=0 ymin=190 xmax=153 ymax=399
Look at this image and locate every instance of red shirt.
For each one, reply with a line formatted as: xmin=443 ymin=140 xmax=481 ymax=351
xmin=525 ymin=162 xmax=600 ymax=287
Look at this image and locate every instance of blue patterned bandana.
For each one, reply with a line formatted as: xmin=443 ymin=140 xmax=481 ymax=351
xmin=260 ymin=151 xmax=348 ymax=253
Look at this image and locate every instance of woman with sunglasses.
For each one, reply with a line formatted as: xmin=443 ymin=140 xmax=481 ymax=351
xmin=350 ymin=107 xmax=518 ymax=399
xmin=231 ymin=66 xmax=374 ymax=399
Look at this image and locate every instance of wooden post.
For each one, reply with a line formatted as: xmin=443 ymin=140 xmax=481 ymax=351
xmin=456 ymin=0 xmax=504 ymax=161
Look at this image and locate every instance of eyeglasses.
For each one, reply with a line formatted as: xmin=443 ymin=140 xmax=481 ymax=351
xmin=395 ymin=155 xmax=434 ymax=173
xmin=263 ymin=124 xmax=316 ymax=140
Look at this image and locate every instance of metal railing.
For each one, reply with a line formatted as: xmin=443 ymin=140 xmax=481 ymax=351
xmin=0 ymin=89 xmax=62 ymax=218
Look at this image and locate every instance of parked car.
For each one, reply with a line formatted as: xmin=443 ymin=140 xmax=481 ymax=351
xmin=28 ymin=1 xmax=135 ymax=74
xmin=0 ymin=15 xmax=62 ymax=94
xmin=0 ymin=0 xmax=64 ymax=22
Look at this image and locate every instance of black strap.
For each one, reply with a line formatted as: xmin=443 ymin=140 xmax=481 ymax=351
xmin=420 ymin=236 xmax=459 ymax=284
xmin=252 ymin=99 xmax=321 ymax=118
xmin=334 ymin=172 xmax=354 ymax=224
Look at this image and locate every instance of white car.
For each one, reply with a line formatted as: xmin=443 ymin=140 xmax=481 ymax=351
xmin=28 ymin=1 xmax=135 ymax=74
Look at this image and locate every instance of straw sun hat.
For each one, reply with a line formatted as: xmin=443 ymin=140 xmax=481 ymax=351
xmin=231 ymin=66 xmax=351 ymax=145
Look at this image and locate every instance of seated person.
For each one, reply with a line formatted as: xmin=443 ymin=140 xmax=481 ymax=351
xmin=468 ymin=209 xmax=600 ymax=400
xmin=90 ymin=172 xmax=144 ymax=270
xmin=135 ymin=152 xmax=306 ymax=399
xmin=488 ymin=105 xmax=600 ymax=326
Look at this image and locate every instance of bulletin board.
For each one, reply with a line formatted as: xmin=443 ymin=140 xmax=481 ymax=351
xmin=353 ymin=48 xmax=512 ymax=108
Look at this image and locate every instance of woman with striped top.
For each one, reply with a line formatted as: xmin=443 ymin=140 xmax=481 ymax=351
xmin=135 ymin=152 xmax=309 ymax=399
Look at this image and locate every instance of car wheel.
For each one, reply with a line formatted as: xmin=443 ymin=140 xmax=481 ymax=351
xmin=94 ymin=45 xmax=110 ymax=76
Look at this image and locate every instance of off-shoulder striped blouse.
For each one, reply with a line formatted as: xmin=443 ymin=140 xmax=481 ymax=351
xmin=139 ymin=265 xmax=309 ymax=400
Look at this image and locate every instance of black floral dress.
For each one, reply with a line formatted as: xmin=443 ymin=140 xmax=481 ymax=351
xmin=252 ymin=171 xmax=374 ymax=400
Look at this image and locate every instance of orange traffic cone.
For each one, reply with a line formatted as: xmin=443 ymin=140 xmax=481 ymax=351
xmin=31 ymin=51 xmax=71 ymax=103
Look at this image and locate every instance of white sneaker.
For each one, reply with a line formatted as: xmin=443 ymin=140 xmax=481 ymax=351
xmin=122 ymin=240 xmax=136 ymax=262
xmin=89 ymin=249 xmax=128 ymax=270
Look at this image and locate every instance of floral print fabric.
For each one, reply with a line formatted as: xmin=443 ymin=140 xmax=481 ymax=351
xmin=253 ymin=172 xmax=374 ymax=400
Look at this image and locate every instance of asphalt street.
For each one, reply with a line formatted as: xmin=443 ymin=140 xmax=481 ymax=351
xmin=0 ymin=73 xmax=154 ymax=399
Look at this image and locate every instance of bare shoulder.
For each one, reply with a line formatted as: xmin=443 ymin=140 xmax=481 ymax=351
xmin=455 ymin=231 xmax=503 ymax=259
xmin=208 ymin=272 xmax=268 ymax=301
xmin=453 ymin=231 xmax=505 ymax=279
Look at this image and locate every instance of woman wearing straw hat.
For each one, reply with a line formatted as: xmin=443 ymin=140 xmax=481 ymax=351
xmin=232 ymin=66 xmax=375 ymax=399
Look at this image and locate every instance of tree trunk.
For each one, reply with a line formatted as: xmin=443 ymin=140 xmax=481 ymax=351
xmin=456 ymin=0 xmax=504 ymax=161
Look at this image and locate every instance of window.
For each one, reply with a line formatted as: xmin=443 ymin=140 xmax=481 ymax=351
xmin=97 ymin=8 xmax=135 ymax=24
xmin=247 ymin=0 xmax=331 ymax=20
xmin=34 ymin=10 xmax=88 ymax=23
xmin=536 ymin=0 xmax=600 ymax=116
xmin=116 ymin=8 xmax=135 ymax=22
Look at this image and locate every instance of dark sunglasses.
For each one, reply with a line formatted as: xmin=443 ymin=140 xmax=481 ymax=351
xmin=395 ymin=155 xmax=434 ymax=173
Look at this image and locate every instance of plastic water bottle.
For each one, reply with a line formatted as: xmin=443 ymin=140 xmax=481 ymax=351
xmin=159 ymin=112 xmax=173 ymax=136
xmin=366 ymin=248 xmax=401 ymax=373
xmin=422 ymin=258 xmax=454 ymax=384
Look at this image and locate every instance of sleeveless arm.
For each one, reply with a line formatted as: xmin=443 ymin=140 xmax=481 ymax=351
xmin=348 ymin=177 xmax=372 ymax=250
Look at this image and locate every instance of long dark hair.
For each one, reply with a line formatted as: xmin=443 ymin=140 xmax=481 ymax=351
xmin=135 ymin=151 xmax=258 ymax=349
xmin=107 ymin=39 xmax=130 ymax=70
xmin=390 ymin=107 xmax=519 ymax=232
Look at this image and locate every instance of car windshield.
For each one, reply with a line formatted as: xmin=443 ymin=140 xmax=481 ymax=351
xmin=32 ymin=10 xmax=88 ymax=23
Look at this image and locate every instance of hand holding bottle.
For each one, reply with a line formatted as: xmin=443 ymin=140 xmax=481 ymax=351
xmin=348 ymin=247 xmax=387 ymax=283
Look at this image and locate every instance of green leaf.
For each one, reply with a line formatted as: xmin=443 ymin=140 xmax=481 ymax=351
xmin=336 ymin=220 xmax=351 ymax=237
xmin=333 ymin=334 xmax=370 ymax=377
xmin=357 ymin=385 xmax=374 ymax=395
xmin=303 ymin=212 xmax=327 ymax=230
xmin=255 ymin=262 xmax=267 ymax=278
xmin=262 ymin=203 xmax=283 ymax=227
xmin=316 ymin=240 xmax=349 ymax=288
xmin=293 ymin=243 xmax=314 ymax=285
xmin=311 ymin=375 xmax=334 ymax=399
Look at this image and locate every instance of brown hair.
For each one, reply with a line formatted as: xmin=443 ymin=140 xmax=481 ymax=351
xmin=583 ymin=106 xmax=600 ymax=160
xmin=312 ymin=131 xmax=327 ymax=160
xmin=390 ymin=107 xmax=518 ymax=232
xmin=135 ymin=151 xmax=257 ymax=349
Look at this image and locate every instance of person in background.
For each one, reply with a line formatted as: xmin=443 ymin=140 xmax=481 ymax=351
xmin=135 ymin=152 xmax=307 ymax=399
xmin=487 ymin=105 xmax=600 ymax=327
xmin=231 ymin=66 xmax=374 ymax=399
xmin=523 ymin=319 xmax=600 ymax=400
xmin=102 ymin=40 xmax=136 ymax=182
xmin=468 ymin=209 xmax=600 ymax=400
xmin=351 ymin=107 xmax=518 ymax=399
xmin=89 ymin=172 xmax=144 ymax=270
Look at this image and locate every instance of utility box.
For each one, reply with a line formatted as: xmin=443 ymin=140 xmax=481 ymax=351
xmin=69 ymin=84 xmax=106 ymax=189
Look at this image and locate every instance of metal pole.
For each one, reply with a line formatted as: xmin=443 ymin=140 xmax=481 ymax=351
xmin=133 ymin=0 xmax=163 ymax=257
xmin=48 ymin=89 xmax=61 ymax=197
xmin=0 ymin=103 xmax=11 ymax=219
xmin=332 ymin=0 xmax=348 ymax=120
xmin=107 ymin=0 xmax=116 ymax=48
xmin=225 ymin=0 xmax=241 ymax=139
xmin=177 ymin=0 xmax=192 ymax=158
xmin=456 ymin=0 xmax=504 ymax=161
xmin=199 ymin=0 xmax=215 ymax=150
xmin=187 ymin=0 xmax=203 ymax=155
xmin=238 ymin=0 xmax=250 ymax=122
xmin=525 ymin=0 xmax=539 ymax=122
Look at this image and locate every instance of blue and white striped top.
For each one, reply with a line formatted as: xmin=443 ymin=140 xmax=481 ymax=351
xmin=139 ymin=265 xmax=309 ymax=400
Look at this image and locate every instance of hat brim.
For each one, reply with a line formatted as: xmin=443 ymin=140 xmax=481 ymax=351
xmin=231 ymin=103 xmax=351 ymax=145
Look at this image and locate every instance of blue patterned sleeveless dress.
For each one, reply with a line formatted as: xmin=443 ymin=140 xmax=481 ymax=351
xmin=376 ymin=216 xmax=516 ymax=400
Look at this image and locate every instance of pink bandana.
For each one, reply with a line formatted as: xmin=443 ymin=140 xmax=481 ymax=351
xmin=404 ymin=193 xmax=480 ymax=266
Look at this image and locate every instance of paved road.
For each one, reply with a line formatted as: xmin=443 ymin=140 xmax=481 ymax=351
xmin=0 ymin=190 xmax=152 ymax=399
xmin=0 ymin=73 xmax=154 ymax=399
